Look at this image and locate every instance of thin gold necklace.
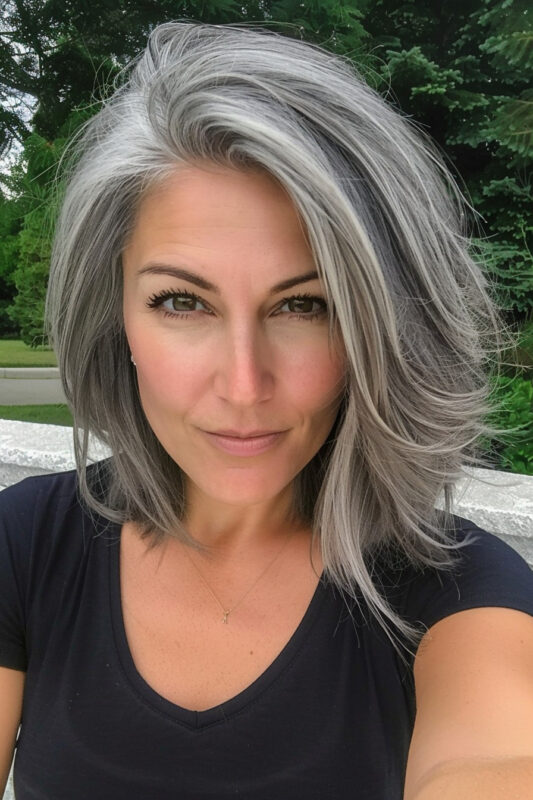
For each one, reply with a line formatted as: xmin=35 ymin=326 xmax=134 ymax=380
xmin=182 ymin=530 xmax=295 ymax=624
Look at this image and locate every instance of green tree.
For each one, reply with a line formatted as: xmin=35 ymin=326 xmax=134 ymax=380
xmin=0 ymin=0 xmax=242 ymax=159
xmin=0 ymin=189 xmax=23 ymax=337
xmin=2 ymin=0 xmax=532 ymax=328
xmin=8 ymin=195 xmax=51 ymax=345
xmin=356 ymin=0 xmax=533 ymax=319
xmin=1 ymin=0 xmax=531 ymax=472
xmin=1 ymin=0 xmax=242 ymax=342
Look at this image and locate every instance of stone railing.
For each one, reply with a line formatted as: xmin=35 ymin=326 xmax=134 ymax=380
xmin=1 ymin=418 xmax=532 ymax=566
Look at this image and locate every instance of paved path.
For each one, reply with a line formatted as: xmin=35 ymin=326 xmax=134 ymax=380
xmin=0 ymin=368 xmax=67 ymax=405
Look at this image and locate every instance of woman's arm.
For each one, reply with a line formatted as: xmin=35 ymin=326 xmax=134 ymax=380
xmin=0 ymin=666 xmax=25 ymax=795
xmin=403 ymin=606 xmax=533 ymax=800
xmin=407 ymin=755 xmax=533 ymax=799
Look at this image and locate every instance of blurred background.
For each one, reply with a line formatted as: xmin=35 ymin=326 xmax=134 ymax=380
xmin=0 ymin=0 xmax=531 ymax=474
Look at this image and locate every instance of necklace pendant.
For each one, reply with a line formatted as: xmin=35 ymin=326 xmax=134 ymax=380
xmin=222 ymin=610 xmax=230 ymax=624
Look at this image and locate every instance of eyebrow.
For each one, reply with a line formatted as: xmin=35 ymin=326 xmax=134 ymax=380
xmin=137 ymin=264 xmax=320 ymax=296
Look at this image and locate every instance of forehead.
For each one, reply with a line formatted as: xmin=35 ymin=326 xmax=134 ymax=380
xmin=129 ymin=163 xmax=308 ymax=240
xmin=123 ymin=163 xmax=315 ymax=278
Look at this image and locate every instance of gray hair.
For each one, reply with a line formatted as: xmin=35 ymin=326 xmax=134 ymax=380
xmin=45 ymin=21 xmax=509 ymax=661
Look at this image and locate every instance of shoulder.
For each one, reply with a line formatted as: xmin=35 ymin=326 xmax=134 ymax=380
xmin=399 ymin=518 xmax=533 ymax=795
xmin=0 ymin=468 xmax=78 ymax=538
xmin=0 ymin=460 xmax=115 ymax=626
xmin=400 ymin=516 xmax=533 ymax=627
xmin=1 ymin=466 xmax=78 ymax=508
xmin=373 ymin=514 xmax=533 ymax=655
xmin=0 ymin=463 xmax=111 ymax=671
xmin=0 ymin=459 xmax=113 ymax=554
xmin=403 ymin=560 xmax=533 ymax=797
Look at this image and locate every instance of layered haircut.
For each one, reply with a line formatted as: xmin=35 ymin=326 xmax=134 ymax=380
xmin=45 ymin=21 xmax=508 ymax=659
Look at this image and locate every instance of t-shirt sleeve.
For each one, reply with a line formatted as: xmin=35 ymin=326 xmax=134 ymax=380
xmin=0 ymin=478 xmax=35 ymax=671
xmin=401 ymin=516 xmax=533 ymax=635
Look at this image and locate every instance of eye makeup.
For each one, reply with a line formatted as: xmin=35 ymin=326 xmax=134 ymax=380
xmin=145 ymin=288 xmax=328 ymax=322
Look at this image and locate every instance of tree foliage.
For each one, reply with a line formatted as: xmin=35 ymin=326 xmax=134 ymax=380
xmin=1 ymin=0 xmax=531 ymax=324
xmin=0 ymin=189 xmax=23 ymax=336
xmin=8 ymin=196 xmax=51 ymax=346
xmin=0 ymin=0 xmax=243 ymax=156
xmin=0 ymin=0 xmax=531 ymax=471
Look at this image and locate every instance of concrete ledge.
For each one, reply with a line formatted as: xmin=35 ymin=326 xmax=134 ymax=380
xmin=0 ymin=367 xmax=60 ymax=378
xmin=0 ymin=419 xmax=109 ymax=475
xmin=446 ymin=467 xmax=533 ymax=565
xmin=0 ymin=419 xmax=532 ymax=567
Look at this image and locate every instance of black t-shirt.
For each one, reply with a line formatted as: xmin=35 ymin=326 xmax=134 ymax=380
xmin=1 ymin=463 xmax=533 ymax=800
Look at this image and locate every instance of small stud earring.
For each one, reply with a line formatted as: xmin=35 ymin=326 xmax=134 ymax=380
xmin=130 ymin=354 xmax=137 ymax=366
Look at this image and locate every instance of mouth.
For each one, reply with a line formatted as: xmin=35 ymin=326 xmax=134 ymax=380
xmin=208 ymin=429 xmax=284 ymax=438
xmin=200 ymin=430 xmax=287 ymax=456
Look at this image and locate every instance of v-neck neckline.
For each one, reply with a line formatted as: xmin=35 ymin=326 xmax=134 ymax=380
xmin=108 ymin=520 xmax=329 ymax=729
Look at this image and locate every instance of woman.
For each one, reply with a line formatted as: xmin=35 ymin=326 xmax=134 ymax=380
xmin=1 ymin=21 xmax=532 ymax=800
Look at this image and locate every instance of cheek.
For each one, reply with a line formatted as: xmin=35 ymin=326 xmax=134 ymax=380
xmin=126 ymin=314 xmax=346 ymax=410
xmin=136 ymin=350 xmax=201 ymax=411
xmin=125 ymin=320 xmax=200 ymax=410
xmin=288 ymin=341 xmax=346 ymax=406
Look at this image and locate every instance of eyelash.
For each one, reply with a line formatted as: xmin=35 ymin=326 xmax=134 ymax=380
xmin=145 ymin=288 xmax=328 ymax=322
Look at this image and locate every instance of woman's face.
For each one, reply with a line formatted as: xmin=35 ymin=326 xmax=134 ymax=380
xmin=122 ymin=163 xmax=346 ymax=523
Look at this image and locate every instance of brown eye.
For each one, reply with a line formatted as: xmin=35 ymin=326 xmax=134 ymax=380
xmin=278 ymin=293 xmax=328 ymax=321
xmin=170 ymin=295 xmax=198 ymax=312
xmin=145 ymin=288 xmax=208 ymax=319
xmin=288 ymin=296 xmax=314 ymax=313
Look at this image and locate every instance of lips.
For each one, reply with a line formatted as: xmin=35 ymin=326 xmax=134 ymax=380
xmin=201 ymin=430 xmax=286 ymax=456
xmin=211 ymin=429 xmax=283 ymax=438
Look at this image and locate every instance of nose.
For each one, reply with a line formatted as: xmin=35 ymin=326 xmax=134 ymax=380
xmin=214 ymin=322 xmax=274 ymax=406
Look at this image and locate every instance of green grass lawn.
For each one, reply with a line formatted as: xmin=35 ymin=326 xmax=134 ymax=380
xmin=0 ymin=339 xmax=58 ymax=367
xmin=0 ymin=341 xmax=69 ymax=425
xmin=0 ymin=404 xmax=73 ymax=426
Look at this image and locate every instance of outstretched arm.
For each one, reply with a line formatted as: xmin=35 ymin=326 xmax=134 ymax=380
xmin=403 ymin=607 xmax=533 ymax=800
